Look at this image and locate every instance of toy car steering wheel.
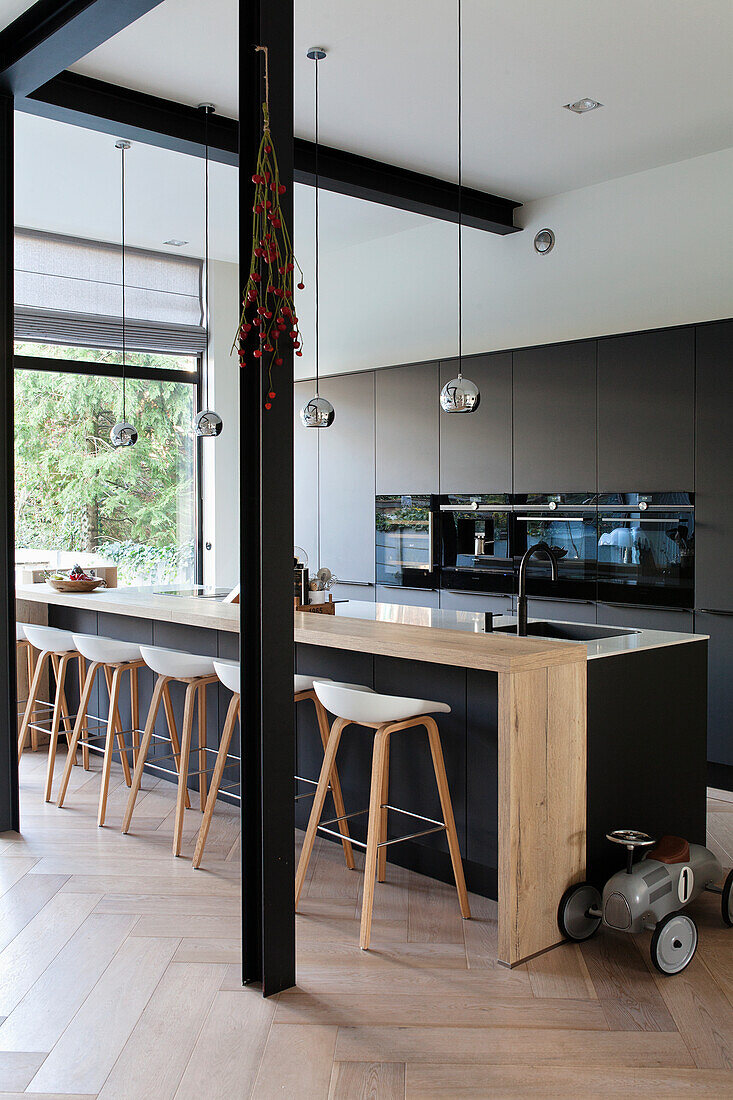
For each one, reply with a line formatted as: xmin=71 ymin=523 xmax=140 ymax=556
xmin=606 ymin=829 xmax=656 ymax=848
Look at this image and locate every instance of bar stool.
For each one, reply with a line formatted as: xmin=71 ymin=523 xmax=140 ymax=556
xmin=295 ymin=682 xmax=471 ymax=950
xmin=294 ymin=674 xmax=354 ymax=870
xmin=193 ymin=659 xmax=241 ymax=869
xmin=56 ymin=634 xmax=145 ymax=826
xmin=18 ymin=625 xmax=83 ymax=802
xmin=122 ymin=645 xmax=218 ymax=855
xmin=16 ymin=623 xmax=38 ymax=747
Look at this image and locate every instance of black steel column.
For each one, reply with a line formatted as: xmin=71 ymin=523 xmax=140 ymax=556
xmin=0 ymin=94 xmax=18 ymax=834
xmin=239 ymin=0 xmax=296 ymax=995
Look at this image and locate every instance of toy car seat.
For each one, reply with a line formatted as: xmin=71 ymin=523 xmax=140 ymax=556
xmin=647 ymin=835 xmax=690 ymax=864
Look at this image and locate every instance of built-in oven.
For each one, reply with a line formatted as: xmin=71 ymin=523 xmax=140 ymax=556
xmin=512 ymin=493 xmax=598 ymax=601
xmin=438 ymin=494 xmax=514 ymax=595
xmin=597 ymin=493 xmax=694 ymax=609
xmin=375 ymin=494 xmax=439 ymax=591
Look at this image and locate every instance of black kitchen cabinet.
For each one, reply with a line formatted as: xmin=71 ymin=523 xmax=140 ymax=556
xmin=694 ymin=611 xmax=733 ymax=767
xmin=318 ymin=371 xmax=376 ymax=584
xmin=513 ymin=340 xmax=596 ymax=492
xmin=596 ymin=603 xmax=694 ymax=633
xmin=527 ymin=596 xmax=596 ymax=624
xmin=294 ymin=380 xmax=319 ymax=568
xmin=695 ymin=320 xmax=733 ymax=612
xmin=597 ymin=327 xmax=694 ymax=491
xmin=376 ymin=361 xmax=439 ymax=493
xmin=439 ymin=352 xmax=511 ymax=493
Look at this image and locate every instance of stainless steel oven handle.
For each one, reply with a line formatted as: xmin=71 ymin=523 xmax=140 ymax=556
xmin=598 ymin=517 xmax=690 ymax=524
xmin=381 ymin=584 xmax=437 ymax=592
xmin=598 ymin=505 xmax=694 ymax=512
xmin=515 ymin=515 xmax=594 ymax=522
xmin=439 ymin=503 xmax=498 ymax=512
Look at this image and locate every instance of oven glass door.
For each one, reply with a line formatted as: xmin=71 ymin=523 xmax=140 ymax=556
xmin=439 ymin=495 xmax=513 ymax=594
xmin=597 ymin=493 xmax=694 ymax=607
xmin=375 ymin=495 xmax=437 ymax=588
xmin=513 ymin=494 xmax=597 ymax=599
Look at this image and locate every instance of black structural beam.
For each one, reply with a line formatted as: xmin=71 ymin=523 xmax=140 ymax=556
xmin=0 ymin=0 xmax=166 ymax=98
xmin=239 ymin=1 xmax=296 ymax=995
xmin=0 ymin=94 xmax=18 ymax=834
xmin=20 ymin=71 xmax=521 ymax=233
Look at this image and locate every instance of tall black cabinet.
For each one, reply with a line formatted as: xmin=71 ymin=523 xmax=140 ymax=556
xmin=439 ymin=352 xmax=512 ymax=493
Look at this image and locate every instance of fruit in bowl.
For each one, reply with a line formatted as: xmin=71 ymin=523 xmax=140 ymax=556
xmin=46 ymin=568 xmax=105 ymax=592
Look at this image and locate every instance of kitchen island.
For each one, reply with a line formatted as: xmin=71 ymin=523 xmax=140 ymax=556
xmin=16 ymin=584 xmax=707 ymax=967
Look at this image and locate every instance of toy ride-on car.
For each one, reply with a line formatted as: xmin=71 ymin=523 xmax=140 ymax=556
xmin=558 ymin=830 xmax=733 ymax=975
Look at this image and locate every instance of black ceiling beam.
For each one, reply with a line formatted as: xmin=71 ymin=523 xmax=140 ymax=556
xmin=20 ymin=71 xmax=522 ymax=233
xmin=0 ymin=0 xmax=167 ymax=98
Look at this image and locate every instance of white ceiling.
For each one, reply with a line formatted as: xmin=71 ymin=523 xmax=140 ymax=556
xmin=61 ymin=0 xmax=733 ymax=201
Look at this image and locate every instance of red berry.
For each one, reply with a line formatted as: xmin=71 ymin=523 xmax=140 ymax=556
xmin=278 ymin=184 xmax=286 ymax=194
xmin=276 ymin=357 xmax=283 ymax=365
xmin=253 ymin=349 xmax=262 ymax=358
xmin=265 ymin=145 xmax=272 ymax=154
xmin=251 ymin=272 xmax=261 ymax=283
xmin=297 ymin=282 xmax=305 ymax=290
xmin=296 ymin=350 xmax=303 ymax=357
xmin=268 ymin=391 xmax=276 ymax=399
xmin=264 ymin=401 xmax=272 ymax=410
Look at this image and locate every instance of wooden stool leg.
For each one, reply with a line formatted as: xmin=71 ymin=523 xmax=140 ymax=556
xmin=26 ymin=644 xmax=39 ymax=751
xmin=425 ymin=717 xmax=471 ymax=919
xmin=52 ymin=654 xmax=74 ymax=750
xmin=45 ymin=654 xmax=71 ymax=803
xmin=162 ymin=682 xmax=190 ymax=811
xmin=122 ymin=675 xmax=167 ymax=834
xmin=98 ymin=666 xmax=124 ymax=826
xmin=295 ymin=717 xmax=349 ymax=909
xmin=173 ymin=682 xmax=197 ymax=856
xmin=312 ymin=695 xmax=355 ymax=870
xmin=360 ymin=725 xmax=391 ymax=950
xmin=193 ymin=693 xmax=239 ymax=869
xmin=130 ymin=666 xmax=140 ymax=764
xmin=57 ymin=661 xmax=101 ymax=807
xmin=198 ymin=682 xmax=207 ymax=812
xmin=377 ymin=732 xmax=391 ymax=883
xmin=18 ymin=650 xmax=48 ymax=760
xmin=77 ymin=655 xmax=89 ymax=769
xmin=103 ymin=666 xmax=132 ymax=788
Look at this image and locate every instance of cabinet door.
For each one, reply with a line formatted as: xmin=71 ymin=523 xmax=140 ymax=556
xmin=376 ymin=584 xmax=440 ymax=608
xmin=439 ymin=353 xmax=511 ymax=493
xmin=695 ymin=320 xmax=733 ymax=612
xmin=694 ymin=611 xmax=732 ymax=767
xmin=318 ymin=372 xmax=375 ymax=584
xmin=440 ymin=590 xmax=513 ymax=615
xmin=596 ymin=603 xmax=694 ymax=633
xmin=527 ymin=596 xmax=596 ymax=623
xmin=330 ymin=581 xmax=375 ymax=603
xmin=294 ymin=381 xmax=318 ymax=568
xmin=376 ymin=361 xmax=438 ymax=493
xmin=513 ymin=340 xmax=596 ymax=492
xmin=597 ymin=328 xmax=694 ymax=491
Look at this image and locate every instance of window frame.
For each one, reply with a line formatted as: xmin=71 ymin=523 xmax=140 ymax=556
xmin=14 ymin=349 xmax=205 ymax=586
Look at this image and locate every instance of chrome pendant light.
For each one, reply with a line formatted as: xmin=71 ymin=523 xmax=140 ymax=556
xmin=194 ymin=104 xmax=223 ymax=437
xmin=300 ymin=47 xmax=334 ymax=429
xmin=440 ymin=0 xmax=480 ymax=415
xmin=111 ymin=139 xmax=138 ymax=447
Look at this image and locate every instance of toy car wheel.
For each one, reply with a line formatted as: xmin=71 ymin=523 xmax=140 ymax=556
xmin=558 ymin=882 xmax=602 ymax=942
xmin=722 ymin=869 xmax=733 ymax=928
xmin=650 ymin=912 xmax=698 ymax=975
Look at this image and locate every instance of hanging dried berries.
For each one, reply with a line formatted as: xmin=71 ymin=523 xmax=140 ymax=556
xmin=235 ymin=48 xmax=304 ymax=409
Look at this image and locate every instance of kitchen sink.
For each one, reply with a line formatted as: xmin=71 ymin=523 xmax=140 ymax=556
xmin=493 ymin=621 xmax=639 ymax=642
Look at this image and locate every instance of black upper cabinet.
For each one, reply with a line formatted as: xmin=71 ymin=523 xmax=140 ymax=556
xmin=695 ymin=320 xmax=733 ymax=612
xmin=513 ymin=341 xmax=596 ymax=493
xmin=318 ymin=371 xmax=376 ymax=584
xmin=376 ymin=361 xmax=439 ymax=493
xmin=439 ymin=353 xmax=512 ymax=493
xmin=597 ymin=328 xmax=694 ymax=491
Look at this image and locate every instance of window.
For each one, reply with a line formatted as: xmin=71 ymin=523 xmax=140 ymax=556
xmin=14 ymin=233 xmax=205 ymax=587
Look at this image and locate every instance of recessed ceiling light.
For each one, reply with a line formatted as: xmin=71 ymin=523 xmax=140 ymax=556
xmin=164 ymin=238 xmax=188 ymax=247
xmin=563 ymin=98 xmax=603 ymax=114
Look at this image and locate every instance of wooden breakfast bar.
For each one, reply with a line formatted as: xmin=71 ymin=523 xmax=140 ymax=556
xmin=15 ymin=584 xmax=707 ymax=969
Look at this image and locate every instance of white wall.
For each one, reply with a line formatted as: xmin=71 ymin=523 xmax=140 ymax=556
xmin=293 ymin=145 xmax=733 ymax=380
xmin=202 ymin=259 xmax=240 ymax=588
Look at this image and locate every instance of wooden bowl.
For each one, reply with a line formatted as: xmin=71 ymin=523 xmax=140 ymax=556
xmin=47 ymin=577 xmax=105 ymax=593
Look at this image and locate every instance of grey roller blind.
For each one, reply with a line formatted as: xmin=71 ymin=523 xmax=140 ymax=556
xmin=14 ymin=229 xmax=206 ymax=355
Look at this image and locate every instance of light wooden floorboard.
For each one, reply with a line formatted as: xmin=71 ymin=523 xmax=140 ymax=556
xmin=1 ymin=753 xmax=731 ymax=1099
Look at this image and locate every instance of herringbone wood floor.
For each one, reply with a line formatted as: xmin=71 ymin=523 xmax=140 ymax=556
xmin=1 ymin=749 xmax=732 ymax=1098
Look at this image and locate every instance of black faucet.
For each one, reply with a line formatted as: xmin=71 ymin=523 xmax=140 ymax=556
xmin=517 ymin=541 xmax=559 ymax=636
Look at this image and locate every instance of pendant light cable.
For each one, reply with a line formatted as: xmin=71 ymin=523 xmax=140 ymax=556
xmin=314 ymin=55 xmax=320 ymax=400
xmin=457 ymin=0 xmax=463 ymax=382
xmin=204 ymin=105 xmax=211 ymax=410
xmin=117 ymin=140 xmax=129 ymax=422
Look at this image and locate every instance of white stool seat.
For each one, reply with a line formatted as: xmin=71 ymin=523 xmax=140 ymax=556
xmin=214 ymin=659 xmax=240 ymax=694
xmin=23 ymin=624 xmax=77 ymax=654
xmin=16 ymin=622 xmax=28 ymax=642
xmin=139 ymin=645 xmax=216 ymax=680
xmin=294 ymin=674 xmax=333 ymax=694
xmin=72 ymin=633 xmax=142 ymax=665
xmin=314 ymin=682 xmax=450 ymax=725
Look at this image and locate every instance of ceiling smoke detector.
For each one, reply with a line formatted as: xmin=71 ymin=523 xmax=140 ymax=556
xmin=164 ymin=238 xmax=188 ymax=247
xmin=533 ymin=228 xmax=555 ymax=255
xmin=563 ymin=98 xmax=603 ymax=114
